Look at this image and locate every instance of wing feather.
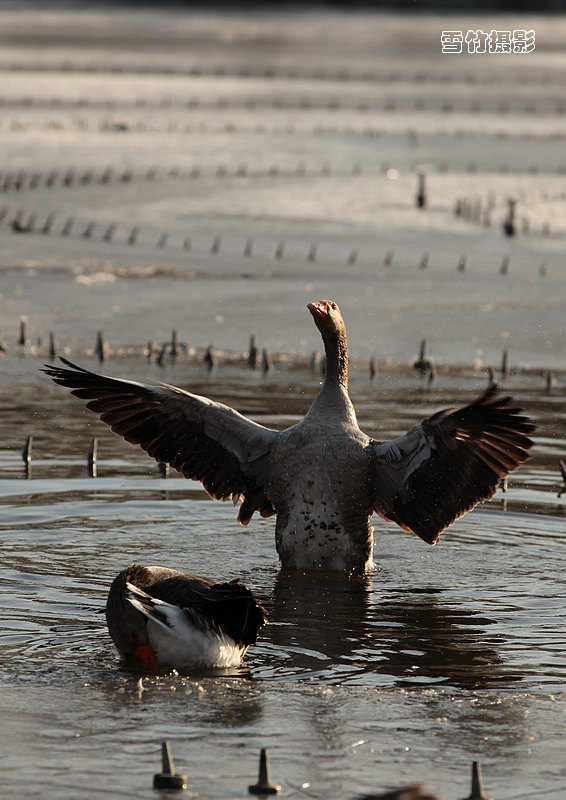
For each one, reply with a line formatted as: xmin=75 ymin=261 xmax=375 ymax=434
xmin=371 ymin=385 xmax=535 ymax=544
xmin=43 ymin=358 xmax=278 ymax=522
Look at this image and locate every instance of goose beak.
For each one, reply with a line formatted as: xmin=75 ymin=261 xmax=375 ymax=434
xmin=308 ymin=301 xmax=328 ymax=319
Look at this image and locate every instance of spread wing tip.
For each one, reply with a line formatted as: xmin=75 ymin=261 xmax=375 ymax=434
xmin=373 ymin=385 xmax=536 ymax=545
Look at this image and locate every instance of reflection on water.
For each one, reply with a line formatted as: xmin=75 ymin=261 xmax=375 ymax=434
xmin=263 ymin=574 xmax=517 ymax=690
xmin=1 ymin=358 xmax=566 ymax=799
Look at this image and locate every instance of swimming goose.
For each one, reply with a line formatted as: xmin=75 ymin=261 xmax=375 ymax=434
xmin=44 ymin=301 xmax=535 ymax=573
xmin=106 ymin=564 xmax=267 ymax=668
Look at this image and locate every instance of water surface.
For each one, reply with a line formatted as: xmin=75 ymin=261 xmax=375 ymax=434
xmin=1 ymin=357 xmax=565 ymax=799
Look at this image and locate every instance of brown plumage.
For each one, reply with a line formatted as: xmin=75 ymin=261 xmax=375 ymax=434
xmin=43 ymin=301 xmax=535 ymax=573
xmin=106 ymin=564 xmax=267 ymax=668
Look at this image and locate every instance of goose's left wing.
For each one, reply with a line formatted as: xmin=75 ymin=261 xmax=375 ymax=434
xmin=370 ymin=386 xmax=535 ymax=544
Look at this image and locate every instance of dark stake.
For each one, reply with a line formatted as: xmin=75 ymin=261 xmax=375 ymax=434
xmin=211 ymin=235 xmax=221 ymax=254
xmin=369 ymin=357 xmax=377 ymax=380
xmin=170 ymin=330 xmax=178 ymax=359
xmin=12 ymin=173 xmax=26 ymax=192
xmin=500 ymin=255 xmax=510 ymax=275
xmin=503 ymin=197 xmax=517 ymax=237
xmin=153 ymin=741 xmax=187 ymax=791
xmin=419 ymin=252 xmax=429 ymax=270
xmin=545 ymin=370 xmax=554 ymax=393
xmin=347 ymin=248 xmax=359 ymax=264
xmin=42 ymin=213 xmax=55 ymax=234
xmin=414 ymin=339 xmax=433 ymax=377
xmin=128 ymin=226 xmax=140 ymax=245
xmin=157 ymin=233 xmax=168 ymax=248
xmin=22 ymin=434 xmax=33 ymax=467
xmin=487 ymin=366 xmax=496 ymax=386
xmin=103 ymin=224 xmax=116 ymax=242
xmin=244 ymin=238 xmax=253 ymax=257
xmin=82 ymin=221 xmax=95 ymax=239
xmin=458 ymin=255 xmax=467 ymax=272
xmin=95 ymin=331 xmax=107 ymax=363
xmin=13 ymin=213 xmax=36 ymax=233
xmin=248 ymin=335 xmax=258 ymax=370
xmin=158 ymin=462 xmax=169 ymax=478
xmin=156 ymin=344 xmax=167 ymax=367
xmin=274 ymin=241 xmax=284 ymax=259
xmin=18 ymin=318 xmax=29 ymax=346
xmin=262 ymin=348 xmax=273 ymax=373
xmin=204 ymin=344 xmax=217 ymax=371
xmin=63 ymin=169 xmax=75 ymax=187
xmin=501 ymin=349 xmax=509 ymax=378
xmin=145 ymin=340 xmax=153 ymax=362
xmin=11 ymin=209 xmax=25 ymax=230
xmin=307 ymin=242 xmax=318 ymax=262
xmin=383 ymin=250 xmax=394 ymax=268
xmin=62 ymin=217 xmax=74 ymax=236
xmin=415 ymin=169 xmax=427 ymax=208
xmin=462 ymin=761 xmax=492 ymax=800
xmin=183 ymin=237 xmax=191 ymax=251
xmin=557 ymin=459 xmax=566 ymax=498
xmin=248 ymin=749 xmax=280 ymax=796
xmin=88 ymin=438 xmax=98 ymax=478
xmin=48 ymin=332 xmax=57 ymax=360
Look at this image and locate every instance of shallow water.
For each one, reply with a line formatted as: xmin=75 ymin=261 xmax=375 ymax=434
xmin=1 ymin=357 xmax=565 ymax=799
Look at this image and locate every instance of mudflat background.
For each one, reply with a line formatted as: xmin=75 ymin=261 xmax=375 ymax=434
xmin=1 ymin=4 xmax=565 ymax=371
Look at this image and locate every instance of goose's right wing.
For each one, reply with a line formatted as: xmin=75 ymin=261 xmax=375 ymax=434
xmin=43 ymin=358 xmax=278 ymax=523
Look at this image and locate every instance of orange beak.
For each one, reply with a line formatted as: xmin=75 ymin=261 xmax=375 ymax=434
xmin=307 ymin=301 xmax=328 ymax=319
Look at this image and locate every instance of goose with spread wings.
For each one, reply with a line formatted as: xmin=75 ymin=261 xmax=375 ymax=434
xmin=43 ymin=301 xmax=535 ymax=573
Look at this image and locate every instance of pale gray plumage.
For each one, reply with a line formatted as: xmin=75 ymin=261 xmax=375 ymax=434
xmin=43 ymin=301 xmax=535 ymax=573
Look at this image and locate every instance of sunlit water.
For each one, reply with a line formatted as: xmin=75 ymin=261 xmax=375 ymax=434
xmin=1 ymin=355 xmax=565 ymax=799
